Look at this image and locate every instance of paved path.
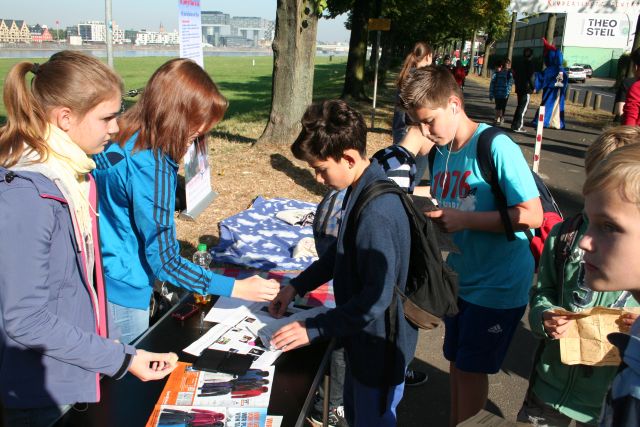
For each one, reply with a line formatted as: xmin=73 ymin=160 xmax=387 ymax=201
xmin=396 ymin=77 xmax=610 ymax=426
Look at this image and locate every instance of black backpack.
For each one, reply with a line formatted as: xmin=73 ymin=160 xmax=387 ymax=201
xmin=346 ymin=180 xmax=459 ymax=330
xmin=428 ymin=126 xmax=563 ymax=268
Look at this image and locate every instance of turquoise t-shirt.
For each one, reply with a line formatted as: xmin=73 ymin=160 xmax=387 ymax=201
xmin=431 ymin=123 xmax=539 ymax=309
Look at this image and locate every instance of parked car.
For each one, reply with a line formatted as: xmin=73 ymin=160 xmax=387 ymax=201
xmin=567 ymin=66 xmax=587 ymax=83
xmin=574 ymin=63 xmax=593 ymax=78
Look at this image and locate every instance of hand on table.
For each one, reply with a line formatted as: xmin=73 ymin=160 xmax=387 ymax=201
xmin=268 ymin=285 xmax=297 ymax=318
xmin=128 ymin=349 xmax=179 ymax=381
xmin=270 ymin=321 xmax=310 ymax=352
xmin=542 ymin=310 xmax=573 ymax=339
xmin=231 ymin=275 xmax=280 ymax=302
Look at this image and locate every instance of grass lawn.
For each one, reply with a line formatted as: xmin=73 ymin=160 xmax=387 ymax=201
xmin=0 ymin=53 xmax=392 ymax=257
xmin=0 ymin=55 xmax=349 ymax=130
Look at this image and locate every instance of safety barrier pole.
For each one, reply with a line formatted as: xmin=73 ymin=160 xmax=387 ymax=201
xmin=533 ymin=106 xmax=545 ymax=173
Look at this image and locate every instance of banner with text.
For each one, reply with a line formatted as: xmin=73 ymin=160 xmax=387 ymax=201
xmin=509 ymin=0 xmax=640 ymax=15
xmin=178 ymin=0 xmax=203 ymax=67
xmin=563 ymin=12 xmax=638 ymax=49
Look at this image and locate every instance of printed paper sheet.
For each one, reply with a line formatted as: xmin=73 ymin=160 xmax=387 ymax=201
xmin=554 ymin=306 xmax=640 ymax=366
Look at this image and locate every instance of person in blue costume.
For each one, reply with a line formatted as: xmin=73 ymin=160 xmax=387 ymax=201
xmin=532 ymin=38 xmax=568 ymax=129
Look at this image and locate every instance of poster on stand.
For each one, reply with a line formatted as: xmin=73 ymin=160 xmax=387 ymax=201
xmin=181 ymin=135 xmax=217 ymax=220
xmin=178 ymin=0 xmax=204 ymax=67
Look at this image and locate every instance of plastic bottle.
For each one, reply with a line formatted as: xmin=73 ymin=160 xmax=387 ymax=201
xmin=192 ymin=243 xmax=212 ymax=304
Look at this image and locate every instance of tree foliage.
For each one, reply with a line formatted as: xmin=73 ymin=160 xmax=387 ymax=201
xmin=324 ymin=0 xmax=511 ymax=60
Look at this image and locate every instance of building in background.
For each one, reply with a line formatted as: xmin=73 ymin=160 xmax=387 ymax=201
xmin=201 ymin=11 xmax=273 ymax=47
xmin=201 ymin=11 xmax=231 ymax=46
xmin=77 ymin=20 xmax=125 ymax=44
xmin=495 ymin=13 xmax=638 ymax=78
xmin=0 ymin=19 xmax=32 ymax=43
xmin=29 ymin=24 xmax=53 ymax=43
xmin=135 ymin=26 xmax=179 ymax=45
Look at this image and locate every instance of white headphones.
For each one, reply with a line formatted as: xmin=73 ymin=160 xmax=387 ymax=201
xmin=452 ymin=104 xmax=457 ymax=115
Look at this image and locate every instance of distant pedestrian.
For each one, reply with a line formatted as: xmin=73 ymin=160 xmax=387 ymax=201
xmin=477 ymin=55 xmax=484 ymax=75
xmin=622 ymin=48 xmax=640 ymax=126
xmin=532 ymin=38 xmax=567 ymax=129
xmin=511 ymin=48 xmax=536 ymax=133
xmin=443 ymin=55 xmax=454 ymax=72
xmin=614 ymin=48 xmax=640 ymax=122
xmin=489 ymin=58 xmax=513 ymax=125
xmin=453 ymin=61 xmax=467 ymax=90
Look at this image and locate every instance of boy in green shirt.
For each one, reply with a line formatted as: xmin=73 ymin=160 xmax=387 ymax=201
xmin=519 ymin=126 xmax=640 ymax=426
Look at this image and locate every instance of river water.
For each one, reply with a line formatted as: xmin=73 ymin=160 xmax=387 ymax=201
xmin=0 ymin=45 xmax=344 ymax=59
xmin=0 ymin=47 xmax=275 ymax=59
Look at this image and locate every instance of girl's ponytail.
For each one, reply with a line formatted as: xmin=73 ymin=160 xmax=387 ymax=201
xmin=0 ymin=61 xmax=48 ymax=167
xmin=396 ymin=42 xmax=432 ymax=90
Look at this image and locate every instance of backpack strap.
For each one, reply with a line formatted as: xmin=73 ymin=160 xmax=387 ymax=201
xmin=476 ymin=126 xmax=517 ymax=241
xmin=349 ymin=180 xmax=404 ymax=226
xmin=428 ymin=148 xmax=436 ymax=186
xmin=552 ymin=213 xmax=584 ymax=307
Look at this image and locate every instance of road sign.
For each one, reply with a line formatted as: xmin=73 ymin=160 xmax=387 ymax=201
xmin=368 ymin=18 xmax=391 ymax=31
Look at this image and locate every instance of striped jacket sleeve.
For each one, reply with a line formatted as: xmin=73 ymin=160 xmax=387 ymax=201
xmin=128 ymin=158 xmax=234 ymax=297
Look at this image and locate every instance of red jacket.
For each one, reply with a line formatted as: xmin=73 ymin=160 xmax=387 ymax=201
xmin=623 ymin=79 xmax=640 ymax=126
xmin=453 ymin=67 xmax=466 ymax=87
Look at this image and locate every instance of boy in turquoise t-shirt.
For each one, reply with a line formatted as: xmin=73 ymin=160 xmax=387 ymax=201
xmin=399 ymin=65 xmax=543 ymax=426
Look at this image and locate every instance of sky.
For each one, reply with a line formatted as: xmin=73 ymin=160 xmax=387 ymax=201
xmin=2 ymin=0 xmax=350 ymax=43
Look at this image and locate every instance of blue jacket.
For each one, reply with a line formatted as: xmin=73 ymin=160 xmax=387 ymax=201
xmin=292 ymin=162 xmax=418 ymax=387
xmin=600 ymin=320 xmax=640 ymax=426
xmin=93 ymin=135 xmax=234 ymax=309
xmin=0 ymin=167 xmax=135 ymax=408
xmin=489 ymin=69 xmax=513 ymax=100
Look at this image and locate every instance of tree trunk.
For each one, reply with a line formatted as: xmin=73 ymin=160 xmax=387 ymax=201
xmin=482 ymin=34 xmax=494 ymax=78
xmin=341 ymin=0 xmax=370 ymax=100
xmin=507 ymin=11 xmax=517 ymax=61
xmin=545 ymin=13 xmax=557 ymax=44
xmin=368 ymin=0 xmax=382 ymax=69
xmin=469 ymin=28 xmax=477 ymax=69
xmin=257 ymin=0 xmax=318 ymax=145
xmin=627 ymin=13 xmax=640 ymax=77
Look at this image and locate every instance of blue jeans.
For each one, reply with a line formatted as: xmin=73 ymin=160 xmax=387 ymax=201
xmin=343 ymin=364 xmax=406 ymax=427
xmin=314 ymin=347 xmax=346 ymax=411
xmin=108 ymin=301 xmax=149 ymax=344
xmin=3 ymin=404 xmax=71 ymax=427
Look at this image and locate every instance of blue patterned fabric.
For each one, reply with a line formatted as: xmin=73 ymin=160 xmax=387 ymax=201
xmin=211 ymin=197 xmax=318 ymax=271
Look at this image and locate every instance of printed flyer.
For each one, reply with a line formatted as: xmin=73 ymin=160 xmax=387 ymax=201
xmin=146 ymin=362 xmax=274 ymax=427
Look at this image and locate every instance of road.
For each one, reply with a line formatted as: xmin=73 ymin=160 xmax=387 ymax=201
xmin=396 ymin=77 xmax=609 ymax=426
xmin=566 ymin=76 xmax=617 ymax=113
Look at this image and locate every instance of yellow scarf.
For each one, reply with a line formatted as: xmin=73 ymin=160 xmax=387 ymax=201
xmin=43 ymin=124 xmax=96 ymax=242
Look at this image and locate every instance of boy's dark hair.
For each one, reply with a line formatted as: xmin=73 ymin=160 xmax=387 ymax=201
xmin=291 ymin=100 xmax=367 ymax=162
xmin=399 ymin=65 xmax=464 ymax=112
xmin=631 ymin=47 xmax=640 ymax=67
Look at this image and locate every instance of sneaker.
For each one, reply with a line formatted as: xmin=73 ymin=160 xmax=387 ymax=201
xmin=513 ymin=127 xmax=527 ymax=133
xmin=405 ymin=368 xmax=429 ymax=386
xmin=308 ymin=406 xmax=347 ymax=427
